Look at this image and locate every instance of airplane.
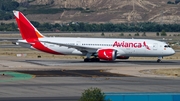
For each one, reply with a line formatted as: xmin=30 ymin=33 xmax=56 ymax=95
xmin=13 ymin=10 xmax=175 ymax=62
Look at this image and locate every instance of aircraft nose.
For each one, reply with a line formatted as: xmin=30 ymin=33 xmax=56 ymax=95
xmin=171 ymin=49 xmax=175 ymax=55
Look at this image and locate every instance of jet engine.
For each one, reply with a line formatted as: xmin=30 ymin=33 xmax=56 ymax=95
xmin=98 ymin=49 xmax=117 ymax=61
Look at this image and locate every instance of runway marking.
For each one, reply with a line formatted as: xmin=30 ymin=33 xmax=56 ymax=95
xmin=0 ymin=72 xmax=35 ymax=82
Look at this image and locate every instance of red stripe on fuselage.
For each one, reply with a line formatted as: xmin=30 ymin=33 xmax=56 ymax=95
xmin=32 ymin=42 xmax=62 ymax=55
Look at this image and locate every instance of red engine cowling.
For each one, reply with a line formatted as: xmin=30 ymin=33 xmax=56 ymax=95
xmin=98 ymin=49 xmax=117 ymax=61
xmin=116 ymin=56 xmax=129 ymax=59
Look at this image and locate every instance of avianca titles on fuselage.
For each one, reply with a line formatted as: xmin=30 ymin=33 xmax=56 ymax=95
xmin=113 ymin=41 xmax=150 ymax=50
xmin=13 ymin=10 xmax=175 ymax=62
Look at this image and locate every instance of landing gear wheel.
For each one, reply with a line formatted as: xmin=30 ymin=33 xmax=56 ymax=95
xmin=95 ymin=58 xmax=100 ymax=62
xmin=84 ymin=58 xmax=100 ymax=62
xmin=92 ymin=58 xmax=100 ymax=62
xmin=84 ymin=58 xmax=90 ymax=62
xmin=157 ymin=59 xmax=161 ymax=63
xmin=91 ymin=58 xmax=96 ymax=62
xmin=157 ymin=56 xmax=163 ymax=63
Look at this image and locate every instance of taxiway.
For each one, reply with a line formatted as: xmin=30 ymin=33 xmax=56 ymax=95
xmin=0 ymin=58 xmax=180 ymax=101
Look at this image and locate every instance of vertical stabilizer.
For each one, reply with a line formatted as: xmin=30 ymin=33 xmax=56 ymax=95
xmin=13 ymin=11 xmax=44 ymax=41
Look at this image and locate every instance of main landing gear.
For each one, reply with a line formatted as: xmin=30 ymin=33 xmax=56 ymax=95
xmin=157 ymin=57 xmax=163 ymax=63
xmin=84 ymin=53 xmax=100 ymax=62
xmin=84 ymin=58 xmax=100 ymax=62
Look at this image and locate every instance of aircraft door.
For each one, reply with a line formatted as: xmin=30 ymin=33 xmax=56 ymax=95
xmin=76 ymin=41 xmax=81 ymax=46
xmin=153 ymin=43 xmax=158 ymax=50
xmin=126 ymin=47 xmax=133 ymax=55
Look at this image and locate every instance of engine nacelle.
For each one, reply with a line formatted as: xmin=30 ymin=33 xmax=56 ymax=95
xmin=116 ymin=56 xmax=129 ymax=59
xmin=98 ymin=49 xmax=117 ymax=61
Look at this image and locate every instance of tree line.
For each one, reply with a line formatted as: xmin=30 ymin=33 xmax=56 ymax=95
xmin=1 ymin=22 xmax=180 ymax=32
xmin=0 ymin=0 xmax=19 ymax=20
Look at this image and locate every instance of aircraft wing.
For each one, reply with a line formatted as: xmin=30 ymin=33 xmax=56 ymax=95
xmin=13 ymin=40 xmax=36 ymax=48
xmin=40 ymin=41 xmax=99 ymax=53
xmin=1 ymin=38 xmax=19 ymax=41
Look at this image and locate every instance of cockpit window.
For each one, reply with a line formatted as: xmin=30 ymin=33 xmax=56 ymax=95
xmin=164 ymin=45 xmax=171 ymax=48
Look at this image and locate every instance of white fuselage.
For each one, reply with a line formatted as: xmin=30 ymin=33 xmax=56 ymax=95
xmin=19 ymin=37 xmax=175 ymax=57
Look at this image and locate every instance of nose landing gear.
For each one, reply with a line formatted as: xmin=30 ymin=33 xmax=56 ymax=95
xmin=157 ymin=57 xmax=163 ymax=63
xmin=157 ymin=59 xmax=161 ymax=63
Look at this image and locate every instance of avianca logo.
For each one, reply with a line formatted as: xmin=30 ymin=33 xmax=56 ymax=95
xmin=113 ymin=41 xmax=150 ymax=50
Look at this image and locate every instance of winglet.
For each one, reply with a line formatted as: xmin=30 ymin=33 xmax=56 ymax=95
xmin=13 ymin=10 xmax=44 ymax=41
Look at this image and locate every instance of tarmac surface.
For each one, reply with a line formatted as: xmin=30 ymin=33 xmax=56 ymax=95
xmin=1 ymin=76 xmax=180 ymax=101
xmin=0 ymin=58 xmax=180 ymax=101
xmin=0 ymin=34 xmax=180 ymax=100
xmin=26 ymin=59 xmax=180 ymax=66
xmin=0 ymin=97 xmax=79 ymax=101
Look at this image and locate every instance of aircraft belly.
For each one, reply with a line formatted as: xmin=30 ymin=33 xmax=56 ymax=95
xmin=121 ymin=48 xmax=165 ymax=57
xmin=129 ymin=50 xmax=164 ymax=57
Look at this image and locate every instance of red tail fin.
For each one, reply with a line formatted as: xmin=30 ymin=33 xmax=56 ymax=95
xmin=13 ymin=11 xmax=44 ymax=41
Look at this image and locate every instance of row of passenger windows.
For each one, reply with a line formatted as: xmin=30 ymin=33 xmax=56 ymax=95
xmin=66 ymin=43 xmax=75 ymax=45
xmin=64 ymin=43 xmax=113 ymax=46
xmin=64 ymin=43 xmax=147 ymax=47
xmin=82 ymin=44 xmax=113 ymax=46
xmin=48 ymin=43 xmax=149 ymax=47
